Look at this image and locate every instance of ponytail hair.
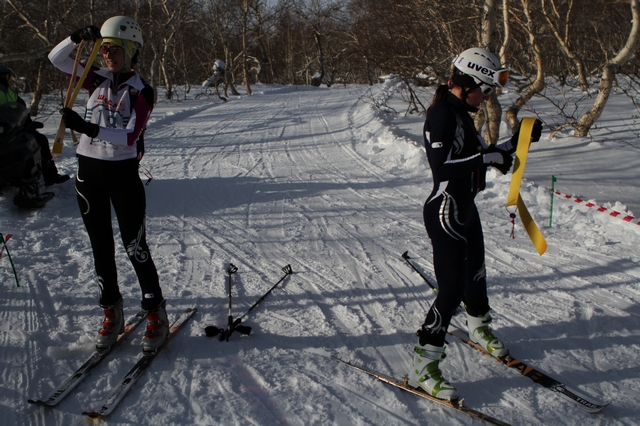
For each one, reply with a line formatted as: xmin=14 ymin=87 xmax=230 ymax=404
xmin=426 ymin=84 xmax=450 ymax=116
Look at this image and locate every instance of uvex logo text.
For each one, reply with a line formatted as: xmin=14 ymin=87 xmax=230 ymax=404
xmin=458 ymin=59 xmax=495 ymax=79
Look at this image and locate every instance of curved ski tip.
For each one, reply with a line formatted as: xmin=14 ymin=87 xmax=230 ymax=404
xmin=587 ymin=401 xmax=611 ymax=414
xmin=401 ymin=251 xmax=410 ymax=259
xmin=82 ymin=410 xmax=102 ymax=418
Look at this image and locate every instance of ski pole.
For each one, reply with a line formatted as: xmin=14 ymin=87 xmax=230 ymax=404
xmin=205 ymin=264 xmax=293 ymax=340
xmin=234 ymin=264 xmax=292 ymax=326
xmin=1 ymin=233 xmax=19 ymax=287
xmin=220 ymin=263 xmax=238 ymax=341
xmin=402 ymin=251 xmax=465 ymax=316
xmin=549 ymin=175 xmax=557 ymax=227
xmin=226 ymin=264 xmax=293 ymax=339
xmin=0 ymin=233 xmax=10 ymax=259
xmin=401 ymin=251 xmax=437 ymax=292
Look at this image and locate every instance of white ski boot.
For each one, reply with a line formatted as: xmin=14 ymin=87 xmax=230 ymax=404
xmin=96 ymin=298 xmax=124 ymax=350
xmin=466 ymin=311 xmax=508 ymax=358
xmin=142 ymin=300 xmax=169 ymax=353
xmin=407 ymin=342 xmax=458 ymax=401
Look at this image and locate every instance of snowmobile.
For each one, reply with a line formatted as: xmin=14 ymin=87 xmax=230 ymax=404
xmin=0 ymin=102 xmax=54 ymax=208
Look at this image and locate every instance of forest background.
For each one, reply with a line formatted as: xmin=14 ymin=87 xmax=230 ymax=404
xmin=1 ymin=0 xmax=640 ymax=143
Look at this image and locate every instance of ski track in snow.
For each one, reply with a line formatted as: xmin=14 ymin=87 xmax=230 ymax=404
xmin=1 ymin=84 xmax=639 ymax=425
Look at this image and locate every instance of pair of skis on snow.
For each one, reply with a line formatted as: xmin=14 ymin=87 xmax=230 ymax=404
xmin=334 ymin=251 xmax=609 ymax=426
xmin=28 ymin=307 xmax=197 ymax=418
xmin=28 ymin=263 xmax=293 ymax=417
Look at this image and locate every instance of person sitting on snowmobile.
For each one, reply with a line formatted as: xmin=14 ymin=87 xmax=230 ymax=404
xmin=0 ymin=64 xmax=70 ymax=186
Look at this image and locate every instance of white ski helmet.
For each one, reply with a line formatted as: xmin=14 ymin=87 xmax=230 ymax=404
xmin=452 ymin=48 xmax=509 ymax=88
xmin=100 ymin=16 xmax=144 ymax=48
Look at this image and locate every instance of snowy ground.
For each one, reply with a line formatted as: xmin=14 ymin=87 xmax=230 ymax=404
xmin=1 ymin=81 xmax=639 ymax=425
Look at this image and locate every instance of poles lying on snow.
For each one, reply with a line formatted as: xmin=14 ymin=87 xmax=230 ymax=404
xmin=205 ymin=264 xmax=293 ymax=341
xmin=220 ymin=263 xmax=249 ymax=341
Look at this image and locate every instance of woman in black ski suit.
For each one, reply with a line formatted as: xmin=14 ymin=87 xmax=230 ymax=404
xmin=407 ymin=48 xmax=542 ymax=401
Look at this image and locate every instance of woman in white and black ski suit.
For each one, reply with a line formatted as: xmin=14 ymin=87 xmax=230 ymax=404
xmin=407 ymin=48 xmax=542 ymax=401
xmin=48 ymin=16 xmax=169 ymax=353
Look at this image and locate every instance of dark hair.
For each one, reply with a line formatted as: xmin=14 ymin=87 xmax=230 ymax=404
xmin=426 ymin=84 xmax=450 ymax=116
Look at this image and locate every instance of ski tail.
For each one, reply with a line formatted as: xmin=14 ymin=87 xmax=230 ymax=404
xmin=27 ymin=309 xmax=147 ymax=406
xmin=332 ymin=356 xmax=512 ymax=426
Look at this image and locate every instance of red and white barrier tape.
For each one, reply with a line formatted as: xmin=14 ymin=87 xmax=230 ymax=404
xmin=552 ymin=190 xmax=640 ymax=226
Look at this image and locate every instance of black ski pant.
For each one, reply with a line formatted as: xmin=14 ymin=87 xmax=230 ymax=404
xmin=32 ymin=131 xmax=59 ymax=179
xmin=76 ymin=155 xmax=163 ymax=311
xmin=419 ymin=192 xmax=489 ymax=347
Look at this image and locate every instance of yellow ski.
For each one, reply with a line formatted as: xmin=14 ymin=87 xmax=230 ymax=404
xmin=506 ymin=117 xmax=546 ymax=255
xmin=52 ymin=39 xmax=103 ymax=155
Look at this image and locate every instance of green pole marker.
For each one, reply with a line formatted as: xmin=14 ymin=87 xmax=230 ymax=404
xmin=549 ymin=175 xmax=557 ymax=227
xmin=0 ymin=233 xmax=20 ymax=287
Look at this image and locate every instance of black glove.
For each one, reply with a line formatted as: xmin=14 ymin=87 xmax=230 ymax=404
xmin=531 ymin=118 xmax=543 ymax=142
xmin=24 ymin=120 xmax=44 ymax=132
xmin=482 ymin=146 xmax=513 ymax=175
xmin=70 ymin=26 xmax=101 ymax=44
xmin=60 ymin=108 xmax=99 ymax=138
xmin=511 ymin=118 xmax=544 ymax=150
xmin=26 ymin=121 xmax=44 ymax=130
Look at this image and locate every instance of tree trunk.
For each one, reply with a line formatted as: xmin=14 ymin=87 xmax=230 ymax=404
xmin=541 ymin=0 xmax=588 ymax=89
xmin=242 ymin=0 xmax=253 ymax=95
xmin=29 ymin=61 xmax=45 ymax=117
xmin=575 ymin=0 xmax=640 ymax=137
xmin=499 ymin=0 xmax=511 ymax=66
xmin=312 ymin=31 xmax=325 ymax=87
xmin=479 ymin=0 xmax=502 ymax=145
xmin=505 ymin=0 xmax=546 ymax=130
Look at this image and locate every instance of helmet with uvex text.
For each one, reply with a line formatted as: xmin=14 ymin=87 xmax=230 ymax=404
xmin=452 ymin=48 xmax=509 ymax=88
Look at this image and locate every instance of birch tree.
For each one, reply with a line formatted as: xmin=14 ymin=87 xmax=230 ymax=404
xmin=478 ymin=0 xmax=502 ymax=144
xmin=505 ymin=0 xmax=546 ymax=130
xmin=574 ymin=0 xmax=640 ymax=136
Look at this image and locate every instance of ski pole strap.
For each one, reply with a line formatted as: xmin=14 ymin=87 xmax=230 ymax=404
xmin=506 ymin=117 xmax=547 ymax=255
